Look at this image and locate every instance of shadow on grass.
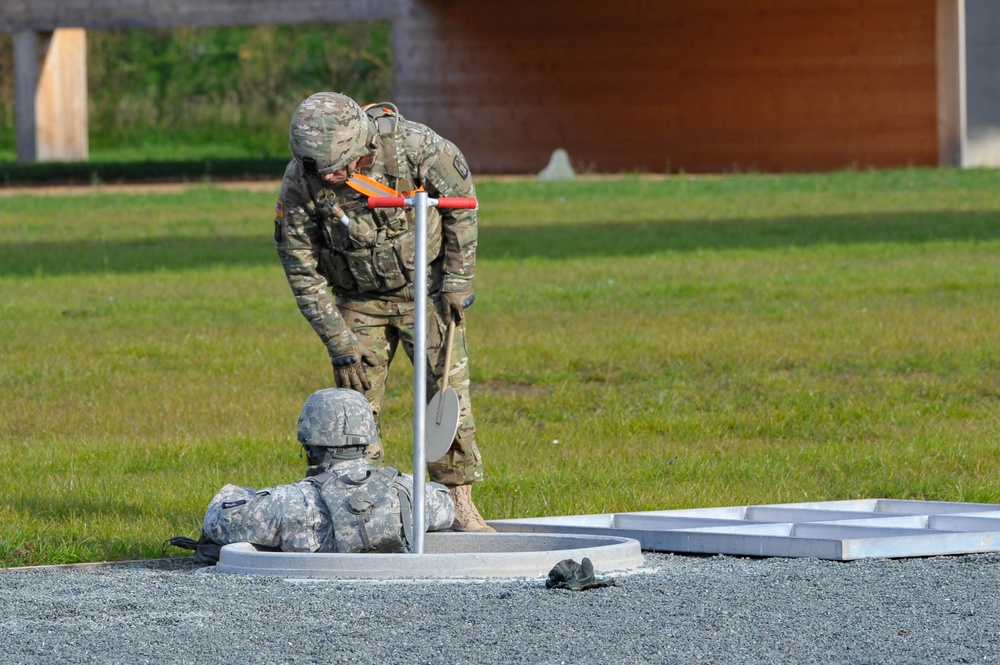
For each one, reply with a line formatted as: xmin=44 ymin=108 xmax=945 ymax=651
xmin=481 ymin=209 xmax=1000 ymax=261
xmin=0 ymin=210 xmax=997 ymax=277
xmin=0 ymin=236 xmax=276 ymax=277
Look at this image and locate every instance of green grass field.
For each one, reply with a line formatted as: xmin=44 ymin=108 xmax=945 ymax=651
xmin=1 ymin=168 xmax=998 ymax=566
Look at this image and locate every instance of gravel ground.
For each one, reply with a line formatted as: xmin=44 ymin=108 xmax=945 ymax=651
xmin=1 ymin=551 xmax=998 ymax=664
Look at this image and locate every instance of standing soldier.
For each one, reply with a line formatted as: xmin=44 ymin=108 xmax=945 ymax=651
xmin=273 ymin=92 xmax=493 ymax=532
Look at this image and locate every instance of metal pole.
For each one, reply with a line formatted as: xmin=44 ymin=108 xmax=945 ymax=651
xmin=367 ymin=191 xmax=476 ymax=553
xmin=411 ymin=191 xmax=428 ymax=554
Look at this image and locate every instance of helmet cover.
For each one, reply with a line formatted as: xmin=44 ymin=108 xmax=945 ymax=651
xmin=297 ymin=388 xmax=377 ymax=450
xmin=289 ymin=92 xmax=375 ymax=174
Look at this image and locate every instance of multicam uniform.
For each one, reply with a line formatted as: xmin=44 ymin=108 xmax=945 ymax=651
xmin=274 ymin=103 xmax=483 ymax=487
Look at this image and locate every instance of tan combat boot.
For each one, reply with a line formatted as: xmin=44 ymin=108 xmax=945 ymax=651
xmin=448 ymin=484 xmax=496 ymax=533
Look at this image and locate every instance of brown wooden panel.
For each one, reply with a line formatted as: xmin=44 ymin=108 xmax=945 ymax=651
xmin=394 ymin=0 xmax=940 ymax=173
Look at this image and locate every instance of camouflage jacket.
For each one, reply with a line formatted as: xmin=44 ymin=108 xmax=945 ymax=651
xmin=274 ymin=106 xmax=477 ymax=359
xmin=202 ymin=459 xmax=455 ymax=554
xmin=202 ymin=481 xmax=330 ymax=553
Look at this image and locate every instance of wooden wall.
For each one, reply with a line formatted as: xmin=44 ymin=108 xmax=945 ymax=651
xmin=394 ymin=0 xmax=940 ymax=173
xmin=3 ymin=0 xmax=950 ymax=172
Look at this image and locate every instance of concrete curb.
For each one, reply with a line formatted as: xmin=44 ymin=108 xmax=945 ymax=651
xmin=211 ymin=532 xmax=644 ymax=580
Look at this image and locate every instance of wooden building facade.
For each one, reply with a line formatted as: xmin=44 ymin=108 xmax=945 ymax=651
xmin=395 ymin=0 xmax=960 ymax=173
xmin=0 ymin=0 xmax=990 ymax=173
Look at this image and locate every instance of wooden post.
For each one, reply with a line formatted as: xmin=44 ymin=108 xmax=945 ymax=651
xmin=12 ymin=28 xmax=88 ymax=163
xmin=937 ymin=0 xmax=967 ymax=167
xmin=36 ymin=28 xmax=89 ymax=162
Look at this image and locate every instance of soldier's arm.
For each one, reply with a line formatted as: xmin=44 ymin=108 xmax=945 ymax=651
xmin=395 ymin=476 xmax=456 ymax=532
xmin=406 ymin=123 xmax=478 ymax=293
xmin=274 ymin=170 xmax=357 ymax=357
xmin=426 ymin=482 xmax=458 ymax=532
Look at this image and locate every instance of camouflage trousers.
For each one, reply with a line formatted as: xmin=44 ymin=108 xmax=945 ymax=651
xmin=338 ymin=296 xmax=484 ymax=486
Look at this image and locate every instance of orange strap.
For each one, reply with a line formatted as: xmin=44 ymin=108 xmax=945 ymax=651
xmin=346 ymin=173 xmax=424 ymax=198
xmin=346 ymin=173 xmax=398 ymax=198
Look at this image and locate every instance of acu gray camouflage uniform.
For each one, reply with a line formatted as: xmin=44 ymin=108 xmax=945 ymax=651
xmin=202 ymin=460 xmax=455 ymax=554
xmin=275 ymin=98 xmax=483 ymax=486
xmin=203 ymin=388 xmax=454 ymax=554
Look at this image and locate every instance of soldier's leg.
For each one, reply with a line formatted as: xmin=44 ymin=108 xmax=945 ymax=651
xmin=398 ymin=299 xmax=493 ymax=532
xmin=398 ymin=301 xmax=484 ymax=486
xmin=339 ymin=307 xmax=397 ymax=465
xmin=428 ymin=320 xmax=484 ymax=486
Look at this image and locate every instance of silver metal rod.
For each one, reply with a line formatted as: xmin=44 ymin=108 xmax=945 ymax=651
xmin=411 ymin=191 xmax=428 ymax=554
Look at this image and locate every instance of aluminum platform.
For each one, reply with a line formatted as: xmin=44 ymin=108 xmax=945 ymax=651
xmin=488 ymin=499 xmax=1000 ymax=561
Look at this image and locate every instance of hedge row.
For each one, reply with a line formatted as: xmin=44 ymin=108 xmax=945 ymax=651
xmin=0 ymin=158 xmax=289 ymax=186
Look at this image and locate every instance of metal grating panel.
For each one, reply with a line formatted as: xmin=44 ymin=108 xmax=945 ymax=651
xmin=488 ymin=499 xmax=1000 ymax=560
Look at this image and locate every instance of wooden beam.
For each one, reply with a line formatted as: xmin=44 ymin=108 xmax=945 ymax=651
xmin=936 ymin=0 xmax=967 ymax=167
xmin=36 ymin=29 xmax=88 ymax=161
xmin=0 ymin=0 xmax=400 ymax=31
xmin=13 ymin=29 xmax=89 ymax=162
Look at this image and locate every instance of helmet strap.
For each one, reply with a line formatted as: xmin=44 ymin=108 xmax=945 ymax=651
xmin=344 ymin=158 xmax=358 ymax=180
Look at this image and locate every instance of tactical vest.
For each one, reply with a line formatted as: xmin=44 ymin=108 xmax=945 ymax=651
xmin=311 ymin=465 xmax=415 ymax=554
xmin=304 ymin=103 xmax=444 ymax=295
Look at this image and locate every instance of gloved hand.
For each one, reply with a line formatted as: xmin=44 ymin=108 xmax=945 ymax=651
xmin=442 ymin=290 xmax=475 ymax=325
xmin=331 ymin=347 xmax=374 ymax=393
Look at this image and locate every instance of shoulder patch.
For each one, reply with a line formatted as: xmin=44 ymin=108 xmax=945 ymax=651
xmin=453 ymin=154 xmax=470 ymax=180
xmin=275 ymin=199 xmax=285 ymax=217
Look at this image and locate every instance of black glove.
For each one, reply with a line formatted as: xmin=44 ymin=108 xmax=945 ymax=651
xmin=545 ymin=557 xmax=615 ymax=591
xmin=332 ymin=347 xmax=374 ymax=393
xmin=442 ymin=290 xmax=475 ymax=325
xmin=168 ymin=530 xmax=222 ymax=566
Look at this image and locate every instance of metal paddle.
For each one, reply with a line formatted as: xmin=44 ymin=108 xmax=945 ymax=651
xmin=425 ymin=320 xmax=460 ymax=463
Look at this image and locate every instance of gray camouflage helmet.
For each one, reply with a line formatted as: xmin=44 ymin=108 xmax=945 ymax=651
xmin=297 ymin=388 xmax=377 ymax=450
xmin=289 ymin=92 xmax=376 ymax=175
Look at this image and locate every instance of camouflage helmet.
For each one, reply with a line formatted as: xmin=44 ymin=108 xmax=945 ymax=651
xmin=298 ymin=388 xmax=377 ymax=459
xmin=289 ymin=92 xmax=376 ymax=175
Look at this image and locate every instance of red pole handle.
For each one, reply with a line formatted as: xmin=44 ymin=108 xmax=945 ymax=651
xmin=367 ymin=196 xmax=407 ymax=208
xmin=435 ymin=197 xmax=478 ymax=209
xmin=367 ymin=196 xmax=478 ymax=209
